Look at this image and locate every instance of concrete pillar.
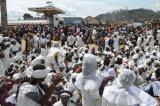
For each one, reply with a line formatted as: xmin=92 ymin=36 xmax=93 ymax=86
xmin=0 ymin=0 xmax=8 ymax=32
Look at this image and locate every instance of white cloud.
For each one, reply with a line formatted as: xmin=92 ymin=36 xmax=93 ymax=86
xmin=5 ymin=0 xmax=160 ymax=20
xmin=6 ymin=0 xmax=125 ymax=20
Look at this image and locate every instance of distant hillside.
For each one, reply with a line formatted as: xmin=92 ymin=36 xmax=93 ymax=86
xmin=96 ymin=8 xmax=160 ymax=23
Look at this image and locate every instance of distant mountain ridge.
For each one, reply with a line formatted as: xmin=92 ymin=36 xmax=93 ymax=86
xmin=96 ymin=8 xmax=160 ymax=23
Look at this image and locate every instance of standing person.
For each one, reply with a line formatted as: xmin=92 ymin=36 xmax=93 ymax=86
xmin=92 ymin=27 xmax=97 ymax=43
xmin=146 ymin=33 xmax=155 ymax=52
xmin=75 ymin=54 xmax=102 ymax=106
xmin=157 ymin=30 xmax=160 ymax=44
xmin=108 ymin=36 xmax=114 ymax=51
xmin=113 ymin=34 xmax=120 ymax=52
xmin=60 ymin=30 xmax=66 ymax=46
xmin=67 ymin=34 xmax=75 ymax=48
xmin=76 ymin=34 xmax=84 ymax=48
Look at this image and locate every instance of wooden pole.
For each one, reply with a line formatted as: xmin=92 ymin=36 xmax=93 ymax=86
xmin=0 ymin=0 xmax=8 ymax=32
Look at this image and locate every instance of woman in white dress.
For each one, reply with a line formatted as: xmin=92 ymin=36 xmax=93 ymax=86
xmin=74 ymin=54 xmax=102 ymax=106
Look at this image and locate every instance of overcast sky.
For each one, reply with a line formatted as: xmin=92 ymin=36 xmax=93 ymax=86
xmin=5 ymin=0 xmax=160 ymax=20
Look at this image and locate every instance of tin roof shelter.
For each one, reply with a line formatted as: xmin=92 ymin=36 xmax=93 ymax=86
xmin=28 ymin=5 xmax=65 ymax=26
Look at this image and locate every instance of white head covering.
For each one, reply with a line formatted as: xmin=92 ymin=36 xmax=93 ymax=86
xmin=103 ymin=69 xmax=158 ymax=106
xmin=13 ymin=56 xmax=21 ymax=62
xmin=74 ymin=54 xmax=101 ymax=92
xmin=13 ymin=73 xmax=21 ymax=80
xmin=26 ymin=66 xmax=51 ymax=79
xmin=31 ymin=55 xmax=45 ymax=67
xmin=82 ymin=54 xmax=97 ymax=76
xmin=132 ymin=54 xmax=139 ymax=60
xmin=117 ymin=69 xmax=136 ymax=87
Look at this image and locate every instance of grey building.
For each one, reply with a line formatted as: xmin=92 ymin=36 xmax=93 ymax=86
xmin=63 ymin=17 xmax=83 ymax=25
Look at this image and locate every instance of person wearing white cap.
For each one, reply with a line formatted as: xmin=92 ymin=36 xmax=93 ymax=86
xmin=16 ymin=55 xmax=64 ymax=106
xmin=102 ymin=69 xmax=158 ymax=106
xmin=74 ymin=54 xmax=102 ymax=106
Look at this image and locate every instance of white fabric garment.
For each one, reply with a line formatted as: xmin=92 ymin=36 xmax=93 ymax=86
xmin=5 ymin=94 xmax=17 ymax=104
xmin=45 ymin=47 xmax=65 ymax=71
xmin=146 ymin=35 xmax=154 ymax=51
xmin=67 ymin=36 xmax=75 ymax=46
xmin=39 ymin=37 xmax=47 ymax=46
xmin=102 ymin=69 xmax=158 ymax=106
xmin=76 ymin=36 xmax=84 ymax=48
xmin=17 ymin=82 xmax=45 ymax=106
xmin=137 ymin=36 xmax=143 ymax=47
xmin=102 ymin=85 xmax=158 ymax=106
xmin=74 ymin=54 xmax=102 ymax=106
xmin=10 ymin=42 xmax=23 ymax=58
xmin=152 ymin=81 xmax=160 ymax=97
xmin=25 ymin=66 xmax=51 ymax=78
xmin=0 ymin=59 xmax=5 ymax=75
xmin=31 ymin=55 xmax=45 ymax=67
xmin=105 ymin=37 xmax=109 ymax=50
xmin=53 ymin=100 xmax=75 ymax=106
xmin=113 ymin=36 xmax=119 ymax=51
xmin=2 ymin=47 xmax=13 ymax=70
xmin=33 ymin=35 xmax=39 ymax=49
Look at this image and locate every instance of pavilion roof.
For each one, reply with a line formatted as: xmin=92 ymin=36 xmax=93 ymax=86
xmin=28 ymin=6 xmax=65 ymax=15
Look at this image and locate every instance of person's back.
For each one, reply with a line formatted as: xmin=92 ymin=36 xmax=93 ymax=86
xmin=17 ymin=82 xmax=42 ymax=106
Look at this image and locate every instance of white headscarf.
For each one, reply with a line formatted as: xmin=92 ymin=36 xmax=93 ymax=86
xmin=82 ymin=54 xmax=97 ymax=76
xmin=31 ymin=55 xmax=45 ymax=67
xmin=75 ymin=54 xmax=101 ymax=91
xmin=26 ymin=66 xmax=51 ymax=79
xmin=102 ymin=69 xmax=158 ymax=106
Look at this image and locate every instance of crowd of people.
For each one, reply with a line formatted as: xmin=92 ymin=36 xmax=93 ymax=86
xmin=0 ymin=24 xmax=160 ymax=106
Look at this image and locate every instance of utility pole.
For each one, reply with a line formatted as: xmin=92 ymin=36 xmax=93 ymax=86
xmin=0 ymin=0 xmax=8 ymax=32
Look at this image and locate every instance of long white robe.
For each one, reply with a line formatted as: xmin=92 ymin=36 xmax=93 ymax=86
xmin=67 ymin=36 xmax=75 ymax=46
xmin=2 ymin=48 xmax=13 ymax=71
xmin=113 ymin=37 xmax=119 ymax=51
xmin=146 ymin=35 xmax=154 ymax=51
xmin=137 ymin=36 xmax=142 ymax=47
xmin=33 ymin=35 xmax=39 ymax=49
xmin=76 ymin=36 xmax=84 ymax=48
xmin=0 ymin=59 xmax=5 ymax=75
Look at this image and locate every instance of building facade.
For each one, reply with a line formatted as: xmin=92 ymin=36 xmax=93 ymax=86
xmin=63 ymin=17 xmax=83 ymax=25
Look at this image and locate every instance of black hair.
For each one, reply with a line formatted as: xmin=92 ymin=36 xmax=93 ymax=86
xmin=103 ymin=56 xmax=110 ymax=66
xmin=155 ymin=68 xmax=160 ymax=79
xmin=33 ymin=64 xmax=46 ymax=70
